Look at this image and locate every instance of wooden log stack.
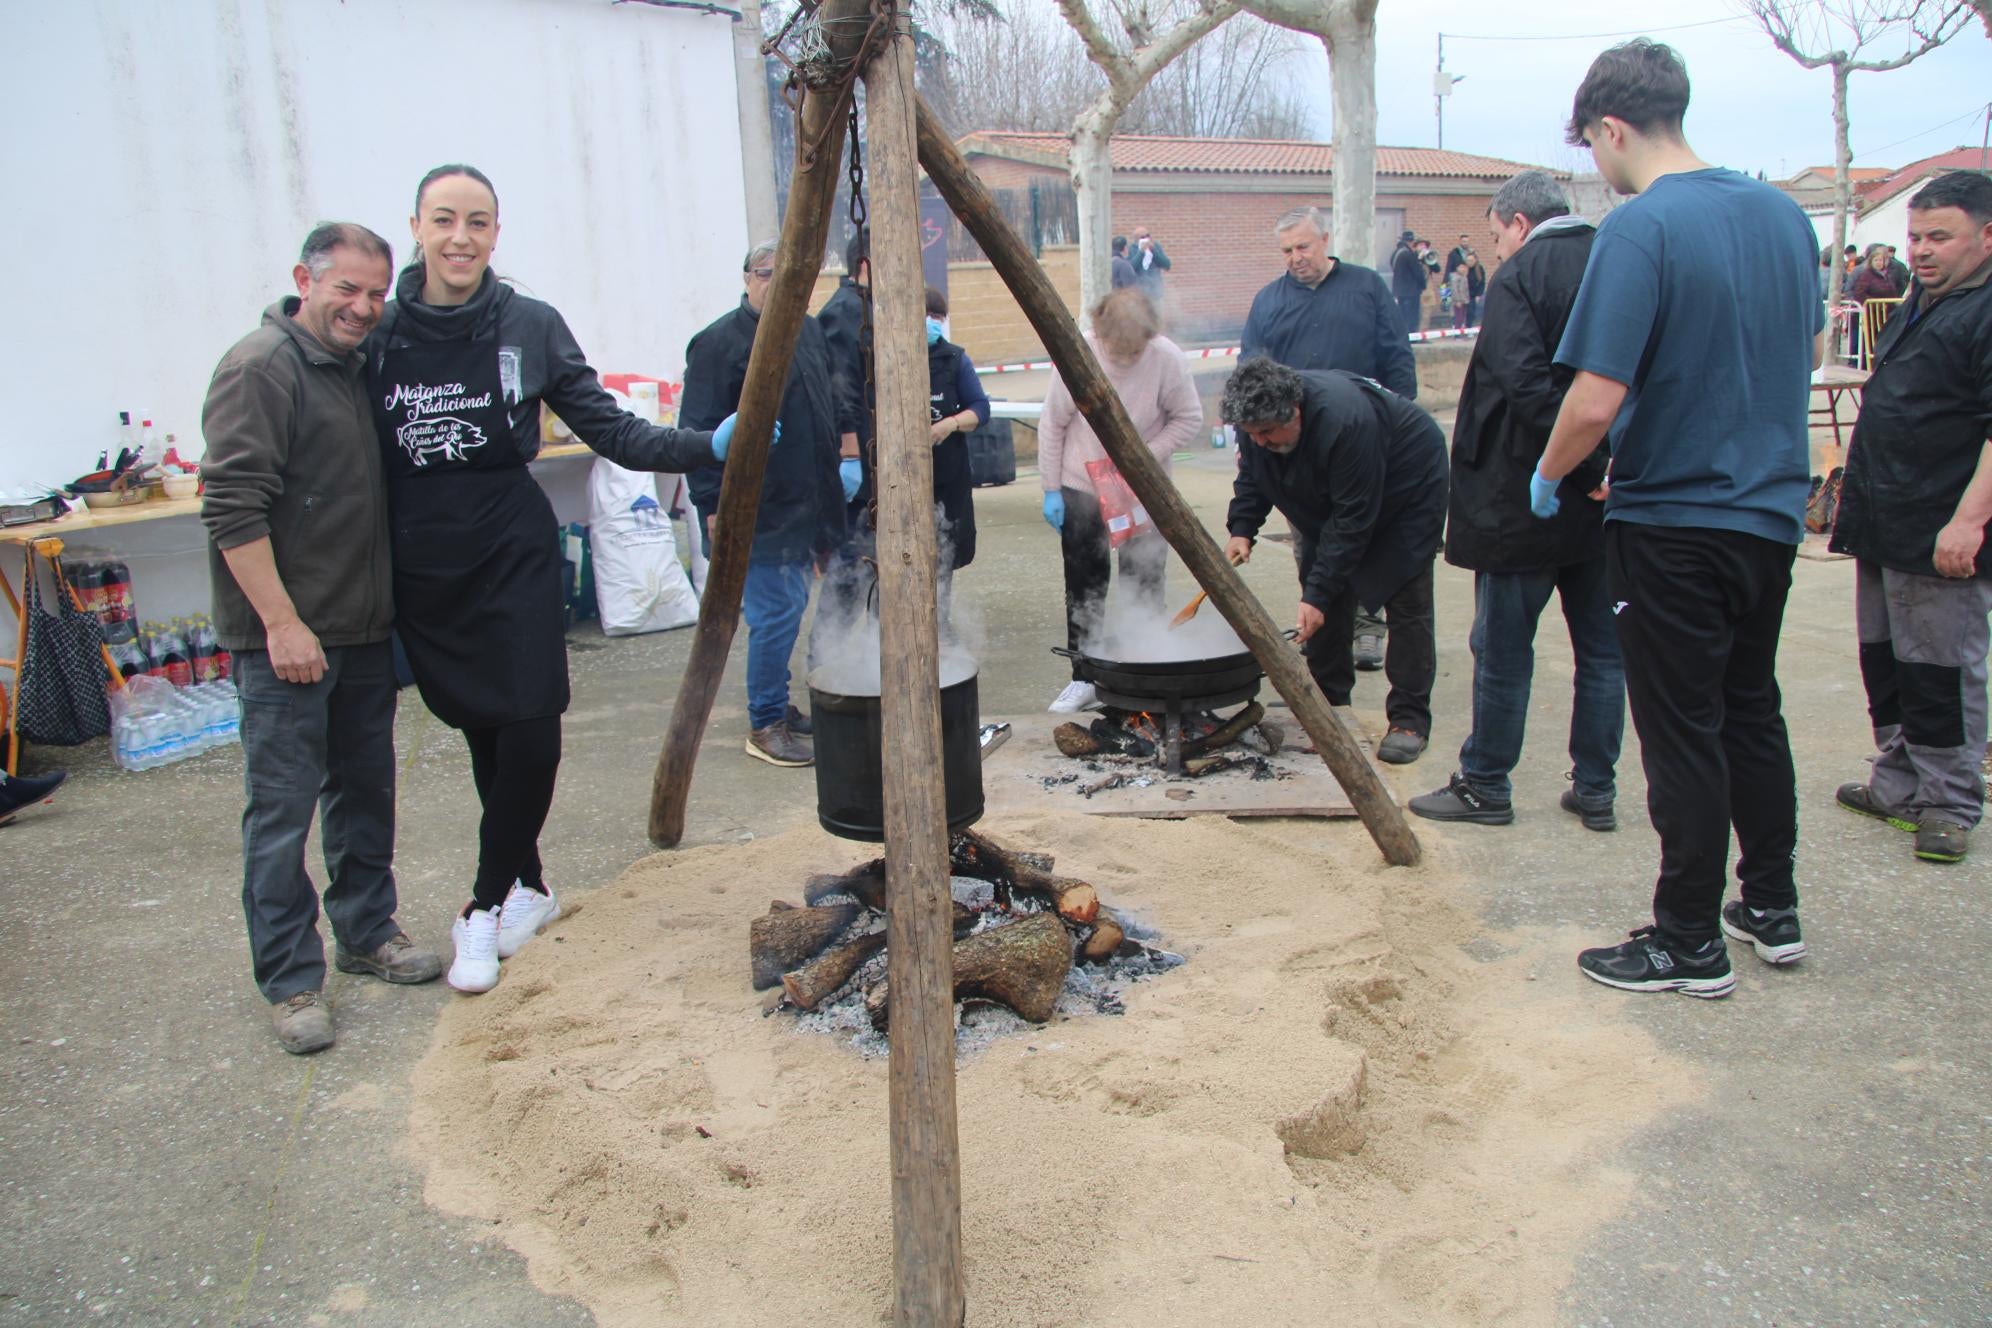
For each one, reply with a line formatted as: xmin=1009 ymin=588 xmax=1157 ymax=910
xmin=750 ymin=829 xmax=1146 ymax=1023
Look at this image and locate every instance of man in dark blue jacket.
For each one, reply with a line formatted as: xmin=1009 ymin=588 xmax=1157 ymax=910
xmin=1411 ymin=170 xmax=1623 ymax=832
xmin=683 ymin=240 xmax=852 ymax=768
xmin=1830 ymin=171 xmax=1992 ymax=866
xmin=1221 ymin=358 xmax=1447 ymax=764
xmin=1242 ymin=207 xmax=1419 ymax=675
xmin=1241 ymin=207 xmax=1417 ymax=399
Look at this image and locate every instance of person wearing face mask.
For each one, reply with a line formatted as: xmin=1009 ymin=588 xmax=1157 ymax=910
xmin=922 ymin=287 xmax=990 ymax=623
xmin=366 ymin=164 xmax=739 ymax=997
xmin=1039 ymin=288 xmax=1204 ymax=714
xmin=1220 ymin=357 xmax=1448 ymax=764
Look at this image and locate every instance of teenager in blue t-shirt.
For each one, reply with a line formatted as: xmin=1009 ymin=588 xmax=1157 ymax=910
xmin=1530 ymin=40 xmax=1827 ymax=999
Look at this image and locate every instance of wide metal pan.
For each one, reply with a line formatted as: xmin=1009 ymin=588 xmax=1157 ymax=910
xmin=1051 ymin=629 xmax=1296 ymax=702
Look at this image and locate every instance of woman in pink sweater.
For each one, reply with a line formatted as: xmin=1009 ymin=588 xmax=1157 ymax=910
xmin=1039 ymin=289 xmax=1205 ymax=712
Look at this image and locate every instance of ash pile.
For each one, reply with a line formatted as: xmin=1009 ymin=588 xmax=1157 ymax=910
xmin=750 ymin=828 xmax=1182 ymax=1057
xmin=1046 ymin=701 xmax=1295 ymax=798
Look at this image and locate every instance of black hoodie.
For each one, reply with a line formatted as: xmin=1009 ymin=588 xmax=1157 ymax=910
xmin=367 ymin=267 xmax=718 ymax=474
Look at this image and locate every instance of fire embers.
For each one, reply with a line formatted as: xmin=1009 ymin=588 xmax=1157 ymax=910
xmin=1051 ymin=701 xmax=1291 ymax=788
xmin=749 ymin=828 xmax=1182 ymax=1056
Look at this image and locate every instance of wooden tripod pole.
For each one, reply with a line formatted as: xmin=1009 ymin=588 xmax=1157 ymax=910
xmin=912 ymin=99 xmax=1421 ymax=867
xmin=864 ymin=12 xmax=967 ymax=1325
xmin=646 ymin=1 xmax=869 ymax=848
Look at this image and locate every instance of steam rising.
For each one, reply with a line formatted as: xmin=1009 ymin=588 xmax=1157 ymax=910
xmin=1072 ymin=557 xmax=1247 ymax=664
xmin=805 ymin=502 xmax=980 ymax=697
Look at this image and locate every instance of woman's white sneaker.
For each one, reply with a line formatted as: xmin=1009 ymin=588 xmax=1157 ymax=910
xmin=448 ymin=907 xmax=502 ymax=993
xmin=497 ymin=882 xmax=560 ymax=959
xmin=1048 ymin=681 xmax=1098 ymax=713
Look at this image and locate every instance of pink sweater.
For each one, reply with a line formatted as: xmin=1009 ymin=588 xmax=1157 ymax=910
xmin=1038 ymin=335 xmax=1203 ymax=496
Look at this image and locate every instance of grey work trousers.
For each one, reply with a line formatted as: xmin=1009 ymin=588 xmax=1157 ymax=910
xmin=1854 ymin=560 xmax=1992 ymax=829
xmin=236 ymin=641 xmax=401 ymax=1002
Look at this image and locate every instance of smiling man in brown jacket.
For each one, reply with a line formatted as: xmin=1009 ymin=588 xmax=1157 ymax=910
xmin=201 ymin=222 xmax=441 ymax=1055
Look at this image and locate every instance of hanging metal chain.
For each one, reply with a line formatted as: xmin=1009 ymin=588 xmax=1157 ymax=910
xmin=847 ymin=95 xmax=882 ymax=536
xmin=763 ymin=0 xmax=893 ymax=175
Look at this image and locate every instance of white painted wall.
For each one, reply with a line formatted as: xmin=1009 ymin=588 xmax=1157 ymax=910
xmin=0 ymin=0 xmax=749 ymax=635
xmin=1853 ymin=186 xmax=1922 ymax=256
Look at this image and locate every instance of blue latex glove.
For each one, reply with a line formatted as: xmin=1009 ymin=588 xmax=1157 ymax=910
xmin=709 ymin=413 xmax=780 ymax=462
xmin=1528 ymin=467 xmax=1561 ymax=519
xmin=840 ymin=457 xmax=862 ymax=502
xmin=1042 ymin=490 xmax=1065 ymax=531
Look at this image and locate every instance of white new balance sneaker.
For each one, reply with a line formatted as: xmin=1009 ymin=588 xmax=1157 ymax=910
xmin=448 ymin=907 xmax=502 ymax=994
xmin=497 ymin=881 xmax=560 ymax=959
xmin=1048 ymin=680 xmax=1098 ymax=714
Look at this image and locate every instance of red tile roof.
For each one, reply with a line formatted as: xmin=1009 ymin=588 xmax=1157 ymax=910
xmin=1793 ymin=165 xmax=1892 ymax=182
xmin=957 ymin=131 xmax=1562 ymax=180
xmin=1857 ymin=146 xmax=1992 ymax=205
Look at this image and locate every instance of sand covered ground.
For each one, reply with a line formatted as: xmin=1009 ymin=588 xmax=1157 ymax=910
xmin=409 ymin=808 xmax=1695 ymax=1326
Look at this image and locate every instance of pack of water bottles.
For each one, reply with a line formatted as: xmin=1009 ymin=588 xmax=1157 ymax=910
xmin=110 ymin=674 xmax=242 ymax=771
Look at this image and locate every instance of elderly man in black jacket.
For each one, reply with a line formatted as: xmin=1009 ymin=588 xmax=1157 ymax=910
xmin=1241 ymin=207 xmax=1417 ymax=399
xmin=683 ymin=240 xmax=853 ymax=768
xmin=1221 ymin=358 xmax=1448 ymax=764
xmin=1829 ymin=171 xmax=1992 ymax=866
xmin=1408 ymin=170 xmax=1624 ymax=830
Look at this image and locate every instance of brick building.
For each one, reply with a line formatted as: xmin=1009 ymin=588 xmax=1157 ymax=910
xmin=956 ymin=131 xmax=1566 ymax=342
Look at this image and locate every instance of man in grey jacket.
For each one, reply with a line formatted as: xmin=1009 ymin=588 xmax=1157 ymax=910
xmin=201 ymin=223 xmax=442 ymax=1055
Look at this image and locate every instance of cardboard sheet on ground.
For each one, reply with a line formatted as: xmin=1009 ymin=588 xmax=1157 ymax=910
xmin=979 ymin=709 xmax=1394 ymax=820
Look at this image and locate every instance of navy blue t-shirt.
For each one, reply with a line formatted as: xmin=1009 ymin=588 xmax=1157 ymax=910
xmin=1555 ymin=168 xmax=1824 ymax=544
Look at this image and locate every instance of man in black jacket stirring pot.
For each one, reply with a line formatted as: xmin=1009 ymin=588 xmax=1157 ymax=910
xmin=1220 ymin=357 xmax=1448 ymax=764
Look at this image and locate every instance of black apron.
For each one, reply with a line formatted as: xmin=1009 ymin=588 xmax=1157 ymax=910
xmin=927 ymin=339 xmax=976 ymax=569
xmin=371 ymin=332 xmax=568 ymax=729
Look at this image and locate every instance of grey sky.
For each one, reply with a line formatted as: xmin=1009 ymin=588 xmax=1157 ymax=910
xmin=1305 ymin=0 xmax=1991 ymax=178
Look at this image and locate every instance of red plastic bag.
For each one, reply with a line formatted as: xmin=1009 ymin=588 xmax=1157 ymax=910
xmin=1084 ymin=459 xmax=1151 ymax=549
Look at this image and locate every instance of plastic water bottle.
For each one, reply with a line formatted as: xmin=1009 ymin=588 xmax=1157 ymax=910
xmin=112 ymin=712 xmax=138 ymax=771
xmin=133 ymin=712 xmax=165 ymax=770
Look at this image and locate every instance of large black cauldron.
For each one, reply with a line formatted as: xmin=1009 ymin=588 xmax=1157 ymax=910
xmin=1050 ymin=629 xmax=1296 ymax=704
xmin=808 ymin=667 xmax=985 ymax=842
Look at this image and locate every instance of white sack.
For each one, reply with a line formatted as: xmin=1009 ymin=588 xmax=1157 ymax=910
xmin=587 ymin=458 xmax=700 ymax=636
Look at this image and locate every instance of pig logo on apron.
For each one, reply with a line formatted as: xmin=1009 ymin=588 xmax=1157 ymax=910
xmin=383 ymin=378 xmax=495 ymax=468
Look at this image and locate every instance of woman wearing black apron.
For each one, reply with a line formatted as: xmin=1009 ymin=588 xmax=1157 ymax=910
xmin=368 ymin=164 xmax=739 ymax=994
xmin=922 ymin=286 xmax=990 ymax=624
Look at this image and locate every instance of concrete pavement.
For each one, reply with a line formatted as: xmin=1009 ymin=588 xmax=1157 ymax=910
xmin=0 ymin=443 xmax=1984 ymax=1325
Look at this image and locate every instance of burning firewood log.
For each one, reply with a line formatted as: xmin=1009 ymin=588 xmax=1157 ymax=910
xmin=866 ymin=912 xmax=1073 ymax=1031
xmin=782 ymin=931 xmax=887 ymax=1010
xmin=749 ymin=902 xmax=859 ymax=989
xmin=949 ymin=829 xmax=1099 ymax=924
xmin=1079 ymin=906 xmax=1126 ymax=963
xmin=803 ymin=859 xmax=888 ymax=910
xmin=1180 ymin=701 xmax=1265 ymax=760
xmin=803 ymin=845 xmax=1063 ymax=915
xmin=1053 ymin=722 xmax=1102 ymax=757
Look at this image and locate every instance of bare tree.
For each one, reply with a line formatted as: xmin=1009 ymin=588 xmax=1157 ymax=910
xmin=1233 ymin=0 xmax=1382 ymax=268
xmin=1744 ymin=0 xmax=1971 ymax=352
xmin=919 ymin=2 xmax=1102 ymax=136
xmin=1971 ymin=0 xmax=1992 ymax=33
xmin=1055 ymin=0 xmax=1241 ymax=314
xmin=1123 ymin=16 xmax=1316 ymax=138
